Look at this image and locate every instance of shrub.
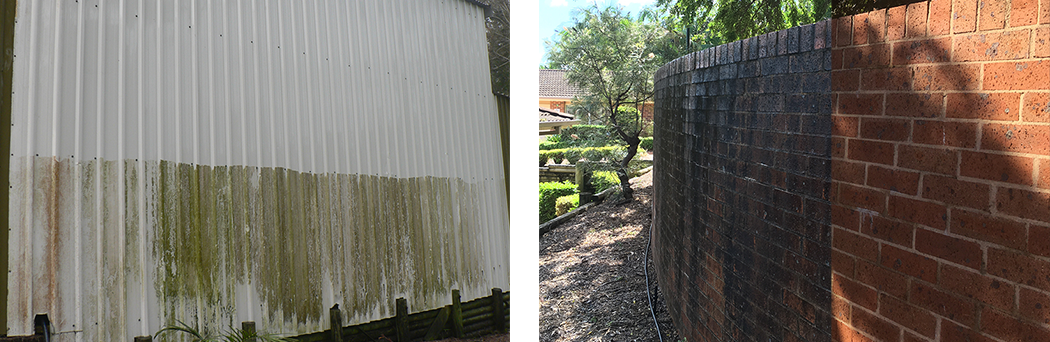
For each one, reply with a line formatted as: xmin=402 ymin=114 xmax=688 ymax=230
xmin=539 ymin=140 xmax=571 ymax=151
xmin=591 ymin=170 xmax=621 ymax=193
xmin=555 ymin=194 xmax=580 ymax=217
xmin=559 ymin=125 xmax=616 ymax=147
xmin=539 ymin=181 xmax=577 ymax=223
xmin=640 ymin=137 xmax=653 ymax=151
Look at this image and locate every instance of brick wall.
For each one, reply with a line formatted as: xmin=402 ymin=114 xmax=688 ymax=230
xmin=831 ymin=1 xmax=1050 ymax=341
xmin=652 ymin=21 xmax=834 ymax=342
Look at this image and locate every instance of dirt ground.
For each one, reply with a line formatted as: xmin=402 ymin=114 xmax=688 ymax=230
xmin=539 ymin=171 xmax=682 ymax=342
xmin=431 ymin=333 xmax=508 ymax=342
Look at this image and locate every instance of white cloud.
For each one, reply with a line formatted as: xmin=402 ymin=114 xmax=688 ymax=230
xmin=550 ymin=0 xmax=569 ymax=7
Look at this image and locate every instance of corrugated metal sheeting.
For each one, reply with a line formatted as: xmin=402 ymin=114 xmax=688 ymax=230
xmin=5 ymin=0 xmax=508 ymax=340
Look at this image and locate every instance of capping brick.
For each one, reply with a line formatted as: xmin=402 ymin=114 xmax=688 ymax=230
xmin=856 ymin=259 xmax=910 ymax=298
xmin=913 ymin=64 xmax=980 ymax=91
xmin=879 ymin=293 xmax=937 ymax=338
xmin=906 ymin=2 xmax=929 ymax=38
xmin=885 ymin=93 xmax=943 ymax=118
xmin=951 ymin=208 xmax=1028 ymax=250
xmin=867 ymin=9 xmax=887 ymax=43
xmin=881 ymin=244 xmax=938 ymax=282
xmin=947 ymin=93 xmax=1021 ymax=120
xmin=953 ymin=29 xmax=1032 ymax=61
xmin=960 ymin=150 xmax=1035 ymax=185
xmin=916 ymin=227 xmax=983 ymax=269
xmin=853 ymin=13 xmax=870 ymax=45
xmin=995 ymin=186 xmax=1050 ymax=222
xmin=978 ymin=0 xmax=1010 ymax=31
xmin=888 ymin=5 xmax=908 ymax=40
xmin=909 ymin=281 xmax=978 ymax=326
xmin=981 ymin=306 xmax=1050 ymax=341
xmin=867 ymin=165 xmax=921 ymax=195
xmin=912 ymin=120 xmax=978 ymax=148
xmin=982 ymin=60 xmax=1050 ymax=90
xmin=940 ymin=263 xmax=1016 ymax=312
xmin=892 ymin=38 xmax=952 ymax=65
xmin=921 ymin=174 xmax=991 ymax=210
xmin=836 ymin=17 xmax=853 ymax=48
xmin=1010 ymin=0 xmax=1040 ymax=26
xmin=889 ymin=195 xmax=949 ymax=230
xmin=953 ymin=0 xmax=979 ymax=33
xmin=929 ymin=0 xmax=953 ymax=35
xmin=899 ymin=145 xmax=958 ymax=175
xmin=980 ymin=123 xmax=1050 ymax=154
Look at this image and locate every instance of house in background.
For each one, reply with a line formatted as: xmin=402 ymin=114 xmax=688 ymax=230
xmin=539 ymin=107 xmax=580 ymax=136
xmin=539 ymin=69 xmax=654 ymax=124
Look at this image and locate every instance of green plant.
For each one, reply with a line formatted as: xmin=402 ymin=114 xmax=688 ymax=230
xmin=540 ymin=181 xmax=577 ymax=223
xmin=157 ymin=321 xmax=294 ymax=342
xmin=555 ymin=194 xmax=580 ymax=216
xmin=591 ymin=171 xmax=621 ymax=193
xmin=640 ymin=137 xmax=654 ymax=151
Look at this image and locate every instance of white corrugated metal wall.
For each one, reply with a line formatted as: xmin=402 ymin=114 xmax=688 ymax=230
xmin=6 ymin=0 xmax=509 ymax=340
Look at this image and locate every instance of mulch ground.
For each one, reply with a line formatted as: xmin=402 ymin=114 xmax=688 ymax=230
xmin=539 ymin=171 xmax=682 ymax=342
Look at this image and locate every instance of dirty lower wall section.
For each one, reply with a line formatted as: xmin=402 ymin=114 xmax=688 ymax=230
xmin=652 ymin=21 xmax=834 ymax=342
xmin=8 ymin=156 xmax=493 ymax=341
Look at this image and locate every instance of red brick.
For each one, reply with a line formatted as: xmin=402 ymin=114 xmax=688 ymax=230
xmin=839 ymin=182 xmax=888 ymax=212
xmin=834 ymin=273 xmax=879 ymax=311
xmin=833 ymin=292 xmax=853 ymax=324
xmin=833 ymin=249 xmax=857 ymax=277
xmin=889 ymin=195 xmax=948 ymax=230
xmin=902 ymin=332 xmax=929 ymax=342
xmin=1032 ymin=223 xmax=1050 ymax=257
xmin=941 ymin=320 xmax=997 ymax=342
xmin=981 ymin=123 xmax=1050 ymax=154
xmin=979 ymin=0 xmax=1010 ymax=31
xmin=981 ymin=307 xmax=1050 ymax=342
xmin=1036 ymin=27 xmax=1050 ymax=58
xmin=953 ymin=208 xmax=1028 ymax=249
xmin=1040 ymin=158 xmax=1050 ymax=189
xmin=860 ymin=118 xmax=911 ymax=142
xmin=834 ymin=320 xmax=874 ymax=342
xmin=912 ymin=120 xmax=978 ymax=148
xmin=906 ymin=2 xmax=929 ymax=38
xmin=988 ymin=247 xmax=1050 ymax=291
xmin=1023 ymin=92 xmax=1050 ymax=122
xmin=983 ymin=60 xmax=1050 ymax=90
xmin=853 ymin=12 xmax=869 ymax=45
xmin=909 ymin=281 xmax=978 ymax=326
xmin=899 ymin=145 xmax=958 ymax=175
xmin=844 ymin=44 xmax=891 ymax=69
xmin=885 ymin=93 xmax=943 ymax=118
xmin=922 ymin=175 xmax=991 ymax=210
xmin=834 ymin=203 xmax=861 ymax=230
xmin=887 ymin=5 xmax=907 ymax=40
xmin=880 ymin=293 xmax=937 ymax=338
xmin=916 ymin=228 xmax=983 ymax=269
xmin=857 ymin=260 xmax=911 ymax=298
xmin=831 ymin=137 xmax=848 ymax=158
xmin=848 ymin=139 xmax=895 ymax=166
xmin=942 ymin=263 xmax=1016 ymax=311
xmin=851 ymin=307 xmax=902 ymax=342
xmin=1011 ymin=0 xmax=1040 ymax=26
xmin=861 ymin=67 xmax=913 ymax=91
xmin=861 ymin=214 xmax=915 ymax=246
xmin=867 ymin=165 xmax=920 ymax=195
xmin=996 ymin=186 xmax=1050 ymax=222
xmin=1043 ymin=0 xmax=1050 ymax=24
xmin=838 ymin=94 xmax=884 ymax=116
xmin=953 ymin=0 xmax=979 ymax=33
xmin=892 ymin=38 xmax=952 ymax=65
xmin=881 ymin=244 xmax=938 ymax=282
xmin=912 ymin=64 xmax=980 ymax=91
xmin=952 ymin=30 xmax=1032 ymax=61
xmin=1020 ymin=287 xmax=1050 ymax=324
xmin=832 ymin=48 xmax=844 ymax=69
xmin=947 ymin=93 xmax=1021 ymax=120
xmin=836 ymin=16 xmax=853 ymax=47
xmin=833 ymin=69 xmax=860 ymax=91
xmin=961 ymin=150 xmax=1035 ymax=185
xmin=867 ymin=9 xmax=887 ymax=43
xmin=834 ymin=226 xmax=881 ymax=262
xmin=834 ymin=160 xmax=867 ymax=184
xmin=929 ymin=0 xmax=953 ymax=35
xmin=834 ymin=115 xmax=860 ymax=137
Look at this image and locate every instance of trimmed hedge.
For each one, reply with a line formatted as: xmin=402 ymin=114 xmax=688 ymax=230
xmin=555 ymin=194 xmax=580 ymax=217
xmin=558 ymin=125 xmax=615 ymax=146
xmin=640 ymin=137 xmax=653 ymax=151
xmin=540 ymin=181 xmax=577 ymax=223
xmin=591 ymin=171 xmax=621 ymax=193
xmin=540 ymin=145 xmax=646 ymax=166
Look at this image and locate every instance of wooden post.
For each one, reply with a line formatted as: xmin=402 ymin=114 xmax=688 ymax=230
xmin=451 ymin=289 xmax=464 ymax=338
xmin=330 ymin=305 xmax=344 ymax=342
xmin=242 ymin=321 xmax=256 ymax=342
xmin=491 ymin=288 xmax=506 ymax=333
xmin=133 ymin=336 xmax=152 ymax=342
xmin=395 ymin=297 xmax=409 ymax=342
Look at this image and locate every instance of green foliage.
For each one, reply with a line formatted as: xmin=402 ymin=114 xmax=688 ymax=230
xmin=539 ymin=140 xmax=572 ymax=151
xmin=157 ymin=321 xmax=294 ymax=342
xmin=541 ymin=145 xmax=638 ymax=166
xmin=640 ymin=137 xmax=654 ymax=151
xmin=558 ymin=125 xmax=616 ymax=146
xmin=540 ymin=181 xmax=578 ymax=223
xmin=654 ymin=0 xmax=831 ymax=49
xmin=555 ymin=194 xmax=580 ymax=217
xmin=590 ymin=171 xmax=622 ymax=193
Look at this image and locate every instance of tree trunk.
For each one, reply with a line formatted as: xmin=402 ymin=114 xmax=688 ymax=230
xmin=617 ymin=136 xmax=641 ymax=201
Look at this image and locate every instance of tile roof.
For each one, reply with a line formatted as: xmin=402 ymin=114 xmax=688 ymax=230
xmin=539 ymin=69 xmax=584 ymax=99
xmin=539 ymin=107 xmax=576 ymax=123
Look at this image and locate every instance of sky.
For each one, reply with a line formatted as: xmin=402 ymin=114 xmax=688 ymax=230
xmin=538 ymin=0 xmax=658 ymax=67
